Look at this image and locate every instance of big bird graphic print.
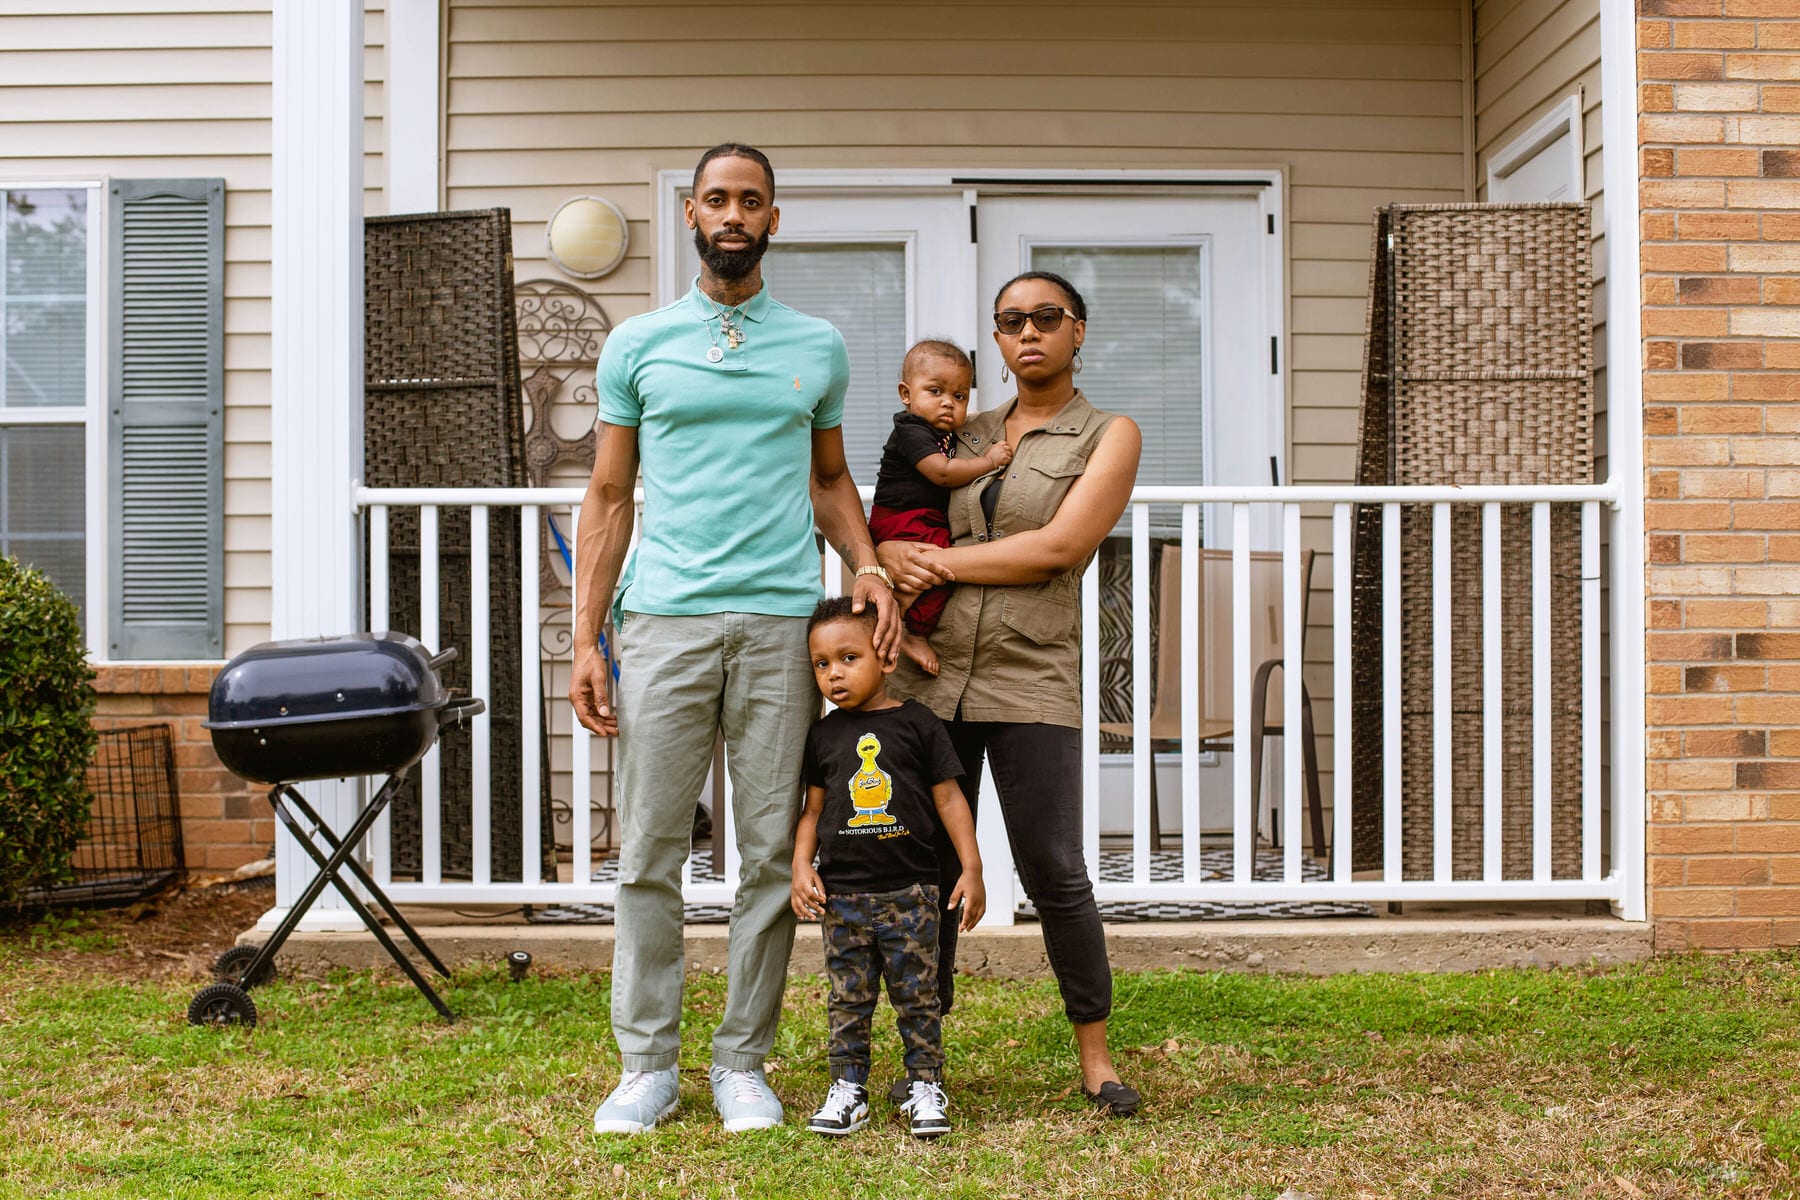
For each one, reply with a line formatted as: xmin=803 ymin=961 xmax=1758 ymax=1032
xmin=845 ymin=733 xmax=898 ymax=827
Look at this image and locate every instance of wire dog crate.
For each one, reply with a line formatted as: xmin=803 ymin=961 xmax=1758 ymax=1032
xmin=32 ymin=724 xmax=186 ymax=906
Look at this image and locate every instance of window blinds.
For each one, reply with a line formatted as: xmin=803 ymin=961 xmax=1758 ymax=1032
xmin=759 ymin=242 xmax=908 ymax=486
xmin=1030 ymin=245 xmax=1206 ymax=491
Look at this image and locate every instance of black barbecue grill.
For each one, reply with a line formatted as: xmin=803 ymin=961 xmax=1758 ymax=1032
xmin=187 ymin=633 xmax=483 ymax=1028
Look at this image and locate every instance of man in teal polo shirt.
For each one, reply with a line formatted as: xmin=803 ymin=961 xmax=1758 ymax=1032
xmin=570 ymin=144 xmax=898 ymax=1135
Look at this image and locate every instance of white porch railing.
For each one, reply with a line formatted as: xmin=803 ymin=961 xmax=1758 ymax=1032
xmin=348 ymin=481 xmax=1641 ymax=923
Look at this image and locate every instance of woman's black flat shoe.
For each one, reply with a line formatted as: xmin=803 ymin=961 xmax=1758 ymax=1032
xmin=1081 ymin=1080 xmax=1142 ymax=1117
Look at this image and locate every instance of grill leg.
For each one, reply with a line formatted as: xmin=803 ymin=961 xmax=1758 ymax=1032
xmin=237 ymin=784 xmax=356 ymax=982
xmin=267 ymin=781 xmax=456 ymax=1024
xmin=278 ymin=784 xmax=453 ymax=979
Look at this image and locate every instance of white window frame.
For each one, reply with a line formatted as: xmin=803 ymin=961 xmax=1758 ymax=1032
xmin=653 ymin=166 xmax=1287 ymax=491
xmin=0 ymin=179 xmax=107 ymax=659
xmin=1487 ymin=93 xmax=1585 ymax=204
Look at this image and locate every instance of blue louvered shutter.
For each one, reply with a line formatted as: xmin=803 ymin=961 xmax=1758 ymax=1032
xmin=107 ymin=179 xmax=224 ymax=660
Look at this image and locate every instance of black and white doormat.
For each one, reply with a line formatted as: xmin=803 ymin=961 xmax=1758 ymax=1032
xmin=526 ymin=846 xmax=1370 ymax=924
xmin=528 ymin=849 xmax=733 ymax=925
xmin=1044 ymin=846 xmax=1372 ymax=922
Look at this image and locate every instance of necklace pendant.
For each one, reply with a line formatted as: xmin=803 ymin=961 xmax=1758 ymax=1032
xmin=727 ymin=329 xmax=743 ymax=350
xmin=706 ymin=345 xmax=724 ymax=363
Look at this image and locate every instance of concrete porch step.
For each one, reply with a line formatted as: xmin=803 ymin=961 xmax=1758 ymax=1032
xmin=242 ymin=908 xmax=1652 ymax=979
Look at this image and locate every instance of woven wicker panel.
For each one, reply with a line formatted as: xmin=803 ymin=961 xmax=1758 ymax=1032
xmin=1394 ymin=505 xmax=1583 ymax=879
xmin=1350 ymin=203 xmax=1593 ymax=879
xmin=1348 ymin=209 xmax=1392 ymax=873
xmin=367 ymin=214 xmax=513 ymax=384
xmin=364 ymin=210 xmax=553 ymax=883
xmin=1389 ymin=206 xmax=1594 ymax=409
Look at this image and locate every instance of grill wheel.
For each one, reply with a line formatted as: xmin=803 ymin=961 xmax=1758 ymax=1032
xmin=187 ymin=982 xmax=258 ymax=1028
xmin=213 ymin=944 xmax=276 ymax=988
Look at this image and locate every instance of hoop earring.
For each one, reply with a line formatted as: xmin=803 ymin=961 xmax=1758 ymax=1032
xmin=1073 ymin=349 xmax=1084 ymax=375
xmin=1000 ymin=363 xmax=1011 ymax=383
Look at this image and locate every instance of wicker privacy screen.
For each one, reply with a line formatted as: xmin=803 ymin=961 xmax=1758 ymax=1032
xmin=364 ymin=209 xmax=553 ymax=883
xmin=1350 ymin=202 xmax=1594 ymax=880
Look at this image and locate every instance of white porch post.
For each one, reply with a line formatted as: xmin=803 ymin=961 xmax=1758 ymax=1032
xmin=1601 ymin=0 xmax=1647 ymax=923
xmin=264 ymin=0 xmax=367 ymax=930
xmin=385 ymin=0 xmax=442 ymax=214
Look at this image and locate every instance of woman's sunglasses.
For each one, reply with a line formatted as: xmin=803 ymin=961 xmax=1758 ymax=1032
xmin=993 ymin=306 xmax=1078 ymax=336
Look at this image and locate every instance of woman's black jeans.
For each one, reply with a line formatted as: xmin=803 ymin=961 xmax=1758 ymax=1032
xmin=933 ymin=720 xmax=1112 ymax=1024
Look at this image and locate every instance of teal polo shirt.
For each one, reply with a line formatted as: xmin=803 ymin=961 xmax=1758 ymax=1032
xmin=596 ymin=279 xmax=850 ymax=619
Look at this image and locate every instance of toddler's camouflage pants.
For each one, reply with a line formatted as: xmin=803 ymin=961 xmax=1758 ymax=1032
xmin=819 ymin=882 xmax=943 ymax=1084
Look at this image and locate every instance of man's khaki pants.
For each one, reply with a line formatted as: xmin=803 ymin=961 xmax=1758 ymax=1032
xmin=609 ymin=610 xmax=814 ymax=1072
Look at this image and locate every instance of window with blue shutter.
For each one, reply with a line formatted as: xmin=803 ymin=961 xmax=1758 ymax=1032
xmin=107 ymin=179 xmax=224 ymax=660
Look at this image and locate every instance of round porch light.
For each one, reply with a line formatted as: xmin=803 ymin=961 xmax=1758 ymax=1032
xmin=545 ymin=195 xmax=629 ymax=279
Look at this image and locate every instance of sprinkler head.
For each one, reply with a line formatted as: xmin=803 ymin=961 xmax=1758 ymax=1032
xmin=506 ymin=949 xmax=532 ymax=982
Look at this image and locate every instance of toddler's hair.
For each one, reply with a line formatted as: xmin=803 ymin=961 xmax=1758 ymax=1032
xmin=900 ymin=338 xmax=973 ymax=381
xmin=807 ymin=595 xmax=878 ymax=639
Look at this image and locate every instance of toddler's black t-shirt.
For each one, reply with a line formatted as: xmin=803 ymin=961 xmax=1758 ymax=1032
xmin=800 ymin=698 xmax=964 ymax=893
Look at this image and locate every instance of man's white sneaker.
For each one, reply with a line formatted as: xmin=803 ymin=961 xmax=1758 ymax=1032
xmin=593 ymin=1067 xmax=680 ymax=1134
xmin=806 ymin=1078 xmax=870 ymax=1136
xmin=898 ymin=1078 xmax=951 ymax=1139
xmin=710 ymin=1064 xmax=783 ymax=1132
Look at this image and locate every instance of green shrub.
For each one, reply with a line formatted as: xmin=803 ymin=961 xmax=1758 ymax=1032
xmin=0 ymin=555 xmax=97 ymax=908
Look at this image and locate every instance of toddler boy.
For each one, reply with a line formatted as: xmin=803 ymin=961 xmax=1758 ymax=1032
xmin=791 ymin=596 xmax=984 ymax=1138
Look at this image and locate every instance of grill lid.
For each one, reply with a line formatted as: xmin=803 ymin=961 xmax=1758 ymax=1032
xmin=205 ymin=632 xmax=454 ymax=730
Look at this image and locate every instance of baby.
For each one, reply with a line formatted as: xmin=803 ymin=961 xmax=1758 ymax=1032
xmin=867 ymin=340 xmax=1012 ymax=675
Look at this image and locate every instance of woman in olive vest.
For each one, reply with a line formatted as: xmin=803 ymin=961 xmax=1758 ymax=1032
xmin=879 ymin=270 xmax=1144 ymax=1116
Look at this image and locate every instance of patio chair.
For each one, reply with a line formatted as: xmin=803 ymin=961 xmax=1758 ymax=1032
xmin=1098 ymin=544 xmax=1325 ymax=859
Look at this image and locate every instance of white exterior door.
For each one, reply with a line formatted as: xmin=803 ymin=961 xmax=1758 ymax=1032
xmin=1492 ymin=130 xmax=1579 ymax=202
xmin=974 ymin=192 xmax=1279 ymax=543
xmin=1488 ymin=96 xmax=1585 ymax=204
xmin=974 ymin=192 xmax=1281 ymax=838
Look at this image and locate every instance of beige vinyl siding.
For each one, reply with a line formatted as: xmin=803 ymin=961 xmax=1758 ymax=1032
xmin=446 ymin=0 xmax=1467 ymax=822
xmin=1473 ymin=0 xmax=1606 ymax=469
xmin=446 ymin=0 xmax=1468 ymax=496
xmin=447 ymin=0 xmax=1466 ymax=345
xmin=0 ymin=4 xmax=387 ymax=657
xmin=1472 ymin=0 xmax=1609 ymax=842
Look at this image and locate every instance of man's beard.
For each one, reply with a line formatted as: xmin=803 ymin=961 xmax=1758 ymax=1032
xmin=694 ymin=226 xmax=770 ymax=281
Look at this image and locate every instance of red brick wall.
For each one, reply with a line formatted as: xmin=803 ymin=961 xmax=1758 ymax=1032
xmin=1640 ymin=0 xmax=1800 ymax=949
xmin=92 ymin=665 xmax=269 ymax=872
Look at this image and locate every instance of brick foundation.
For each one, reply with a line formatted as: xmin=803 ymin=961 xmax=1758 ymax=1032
xmin=91 ymin=664 xmax=269 ymax=872
xmin=1640 ymin=0 xmax=1800 ymax=950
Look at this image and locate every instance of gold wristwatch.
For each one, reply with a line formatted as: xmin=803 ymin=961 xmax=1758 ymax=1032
xmin=854 ymin=564 xmax=894 ymax=588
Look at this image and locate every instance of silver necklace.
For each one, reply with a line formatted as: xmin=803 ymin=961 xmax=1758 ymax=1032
xmin=701 ymin=299 xmax=747 ymax=363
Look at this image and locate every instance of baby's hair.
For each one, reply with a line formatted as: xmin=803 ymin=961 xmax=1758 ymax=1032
xmin=900 ymin=338 xmax=973 ymax=382
xmin=807 ymin=595 xmax=878 ymax=639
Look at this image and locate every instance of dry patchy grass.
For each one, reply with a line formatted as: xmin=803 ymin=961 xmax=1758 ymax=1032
xmin=0 ymin=917 xmax=1798 ymax=1199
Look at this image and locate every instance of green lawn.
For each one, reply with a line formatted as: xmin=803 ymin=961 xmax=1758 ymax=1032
xmin=2 ymin=929 xmax=1798 ymax=1198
